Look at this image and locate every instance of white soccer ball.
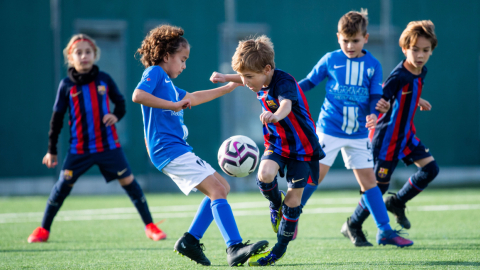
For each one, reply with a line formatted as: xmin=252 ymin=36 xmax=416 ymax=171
xmin=218 ymin=135 xmax=260 ymax=177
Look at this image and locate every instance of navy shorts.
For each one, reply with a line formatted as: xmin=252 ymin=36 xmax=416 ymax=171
xmin=374 ymin=141 xmax=432 ymax=183
xmin=61 ymin=148 xmax=132 ymax=183
xmin=261 ymin=151 xmax=320 ymax=189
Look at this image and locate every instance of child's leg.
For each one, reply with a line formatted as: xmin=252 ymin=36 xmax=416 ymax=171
xmin=396 ymin=157 xmax=439 ymax=204
xmin=41 ymin=174 xmax=75 ymax=231
xmin=188 ymin=196 xmax=213 ymax=240
xmin=300 ymin=163 xmax=329 ymax=207
xmin=256 ymin=159 xmax=282 ymax=209
xmin=119 ymin=175 xmax=153 ymax=225
xmin=271 ymin=188 xmax=302 ymax=256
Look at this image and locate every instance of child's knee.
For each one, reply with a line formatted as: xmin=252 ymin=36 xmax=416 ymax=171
xmin=258 ymin=168 xmax=277 ymax=183
xmin=210 ymin=183 xmax=228 ymax=200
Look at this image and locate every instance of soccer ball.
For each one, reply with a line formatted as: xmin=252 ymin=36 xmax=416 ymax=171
xmin=218 ymin=135 xmax=260 ymax=177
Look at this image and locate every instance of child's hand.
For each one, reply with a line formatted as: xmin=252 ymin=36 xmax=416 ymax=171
xmin=103 ymin=114 xmax=118 ymax=127
xmin=366 ymin=114 xmax=377 ymax=130
xmin=172 ymin=99 xmax=191 ymax=112
xmin=375 ymin=98 xmax=390 ymax=113
xmin=42 ymin=153 xmax=58 ymax=168
xmin=418 ymin=98 xmax=432 ymax=111
xmin=210 ymin=72 xmax=226 ymax=83
xmin=260 ymin=111 xmax=279 ymax=124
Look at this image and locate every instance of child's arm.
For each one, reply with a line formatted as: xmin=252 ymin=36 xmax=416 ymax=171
xmin=210 ymin=72 xmax=243 ymax=84
xmin=184 ymin=82 xmax=242 ymax=106
xmin=132 ymin=89 xmax=191 ymax=112
xmin=418 ymin=97 xmax=432 ymax=111
xmin=105 ymin=76 xmax=126 ymax=127
xmin=298 ymin=54 xmax=329 ymax=92
xmin=260 ymin=99 xmax=292 ymax=124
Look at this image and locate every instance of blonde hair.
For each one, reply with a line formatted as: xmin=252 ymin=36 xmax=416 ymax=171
xmin=399 ymin=20 xmax=437 ymax=50
xmin=338 ymin=9 xmax=369 ymax=37
xmin=231 ymin=35 xmax=275 ymax=73
xmin=63 ymin=34 xmax=100 ymax=66
xmin=136 ymin=25 xmax=189 ymax=68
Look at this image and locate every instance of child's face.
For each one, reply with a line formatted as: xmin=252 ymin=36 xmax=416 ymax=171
xmin=337 ymin=32 xmax=369 ymax=58
xmin=237 ymin=66 xmax=271 ymax=92
xmin=402 ymin=36 xmax=432 ymax=71
xmin=161 ymin=45 xmax=190 ymax=79
xmin=68 ymin=41 xmax=95 ymax=73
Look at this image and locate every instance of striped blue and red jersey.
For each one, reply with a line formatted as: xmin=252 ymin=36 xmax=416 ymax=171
xmin=52 ymin=70 xmax=123 ymax=154
xmin=257 ymin=69 xmax=324 ymax=161
xmin=370 ymin=61 xmax=427 ymax=161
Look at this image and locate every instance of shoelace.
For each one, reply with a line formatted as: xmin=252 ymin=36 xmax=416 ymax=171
xmin=198 ymin=243 xmax=206 ymax=252
xmin=226 ymin=240 xmax=251 ymax=253
xmin=391 ymin=227 xmax=410 ymax=238
xmin=258 ymin=253 xmax=278 ymax=266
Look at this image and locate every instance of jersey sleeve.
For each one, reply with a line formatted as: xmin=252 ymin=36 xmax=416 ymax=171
xmin=276 ymin=78 xmax=298 ymax=103
xmin=106 ymin=74 xmax=126 ymax=121
xmin=175 ymin=86 xmax=187 ymax=100
xmin=369 ymin=61 xmax=383 ymax=96
xmin=136 ymin=67 xmax=161 ymax=94
xmin=306 ymin=54 xmax=329 ymax=86
xmin=49 ymin=80 xmax=69 ymax=154
xmin=381 ymin=73 xmax=401 ymax=101
xmin=52 ymin=80 xmax=69 ymax=114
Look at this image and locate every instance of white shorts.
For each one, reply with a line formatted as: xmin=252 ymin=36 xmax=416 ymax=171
xmin=162 ymin=152 xmax=216 ymax=195
xmin=317 ymin=132 xmax=373 ymax=169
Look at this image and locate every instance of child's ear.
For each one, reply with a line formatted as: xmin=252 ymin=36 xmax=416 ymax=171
xmin=364 ymin=33 xmax=369 ymax=44
xmin=163 ymin=53 xmax=170 ymax=63
xmin=401 ymin=47 xmax=407 ymax=56
xmin=264 ymin=65 xmax=272 ymax=74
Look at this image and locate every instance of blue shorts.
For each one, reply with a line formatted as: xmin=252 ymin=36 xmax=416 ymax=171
xmin=374 ymin=141 xmax=432 ymax=182
xmin=261 ymin=152 xmax=319 ymax=189
xmin=61 ymin=148 xmax=132 ymax=183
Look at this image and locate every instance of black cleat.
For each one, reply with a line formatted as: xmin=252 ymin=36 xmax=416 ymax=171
xmin=340 ymin=218 xmax=373 ymax=247
xmin=174 ymin=232 xmax=211 ymax=266
xmin=226 ymin=240 xmax=269 ymax=267
xmin=385 ymin=194 xmax=411 ymax=229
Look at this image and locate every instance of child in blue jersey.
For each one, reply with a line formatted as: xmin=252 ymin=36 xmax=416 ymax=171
xmin=352 ymin=20 xmax=440 ymax=232
xmin=210 ymin=35 xmax=324 ymax=266
xmin=28 ymin=34 xmax=165 ymax=243
xmin=132 ymin=25 xmax=268 ymax=267
xmin=298 ymin=10 xmax=413 ymax=247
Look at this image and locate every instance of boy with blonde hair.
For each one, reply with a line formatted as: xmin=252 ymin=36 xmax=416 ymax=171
xmin=210 ymin=35 xmax=324 ymax=266
xmin=298 ymin=9 xmax=413 ymax=247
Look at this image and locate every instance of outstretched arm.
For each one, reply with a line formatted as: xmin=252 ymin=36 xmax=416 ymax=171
xmin=185 ymin=82 xmax=242 ymax=106
xmin=132 ymin=89 xmax=191 ymax=112
xmin=210 ymin=72 xmax=243 ymax=84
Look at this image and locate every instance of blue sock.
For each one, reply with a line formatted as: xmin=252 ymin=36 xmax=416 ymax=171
xmin=211 ymin=199 xmax=242 ymax=247
xmin=362 ymin=186 xmax=391 ymax=232
xmin=256 ymin=176 xmax=282 ymax=209
xmin=41 ymin=178 xmax=73 ymax=231
xmin=188 ymin=196 xmax=213 ymax=240
xmin=397 ymin=161 xmax=439 ymax=203
xmin=272 ymin=204 xmax=301 ymax=257
xmin=301 ymin=184 xmax=317 ymax=207
xmin=349 ymin=198 xmax=370 ymax=227
xmin=122 ymin=179 xmax=153 ymax=225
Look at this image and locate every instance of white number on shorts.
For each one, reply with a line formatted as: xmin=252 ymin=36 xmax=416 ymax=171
xmin=341 ymin=106 xmax=359 ymax=135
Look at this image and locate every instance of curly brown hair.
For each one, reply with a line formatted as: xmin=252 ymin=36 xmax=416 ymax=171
xmin=136 ymin=25 xmax=189 ymax=68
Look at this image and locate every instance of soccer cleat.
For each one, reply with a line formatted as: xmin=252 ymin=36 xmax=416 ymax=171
xmin=291 ymin=220 xmax=298 ymax=241
xmin=28 ymin=227 xmax=49 ymax=243
xmin=145 ymin=222 xmax=167 ymax=241
xmin=226 ymin=240 xmax=269 ymax=267
xmin=377 ymin=229 xmax=414 ymax=247
xmin=270 ymin=190 xmax=286 ymax=233
xmin=340 ymin=218 xmax=373 ymax=247
xmin=247 ymin=249 xmax=284 ymax=266
xmin=385 ymin=194 xmax=411 ymax=229
xmin=174 ymin=233 xmax=211 ymax=266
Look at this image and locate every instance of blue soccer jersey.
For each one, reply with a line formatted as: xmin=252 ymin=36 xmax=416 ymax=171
xmin=305 ymin=49 xmax=383 ymax=139
xmin=258 ymin=69 xmax=323 ymax=161
xmin=136 ymin=66 xmax=193 ymax=170
xmin=371 ymin=60 xmax=427 ymax=161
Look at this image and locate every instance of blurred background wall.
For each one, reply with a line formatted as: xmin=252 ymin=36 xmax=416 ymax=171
xmin=1 ymin=0 xmax=479 ymax=195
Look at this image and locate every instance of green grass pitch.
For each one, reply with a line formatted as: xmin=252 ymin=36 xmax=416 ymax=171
xmin=1 ymin=188 xmax=480 ymax=269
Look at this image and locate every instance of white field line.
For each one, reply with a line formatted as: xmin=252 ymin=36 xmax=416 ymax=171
xmin=1 ymin=200 xmax=479 ymax=224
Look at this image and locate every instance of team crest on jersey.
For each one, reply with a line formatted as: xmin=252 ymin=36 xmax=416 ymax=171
xmin=265 ymin=150 xmax=274 ymax=155
xmin=367 ymin=68 xmax=375 ymax=79
xmin=266 ymin=100 xmax=278 ymax=109
xmin=97 ymin=85 xmax=106 ymax=95
xmin=64 ymin=170 xmax=73 ymax=180
xmin=378 ymin=168 xmax=389 ymax=178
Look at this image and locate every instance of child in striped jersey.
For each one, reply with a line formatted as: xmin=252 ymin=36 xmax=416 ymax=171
xmin=28 ymin=34 xmax=165 ymax=243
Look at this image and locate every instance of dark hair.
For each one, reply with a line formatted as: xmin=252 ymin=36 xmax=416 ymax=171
xmin=338 ymin=9 xmax=369 ymax=37
xmin=399 ymin=20 xmax=438 ymax=50
xmin=136 ymin=25 xmax=189 ymax=68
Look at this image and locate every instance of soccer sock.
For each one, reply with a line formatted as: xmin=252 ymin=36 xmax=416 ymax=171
xmin=300 ymin=184 xmax=317 ymax=208
xmin=211 ymin=199 xmax=242 ymax=247
xmin=122 ymin=179 xmax=153 ymax=225
xmin=256 ymin=176 xmax=282 ymax=209
xmin=41 ymin=179 xmax=73 ymax=231
xmin=272 ymin=204 xmax=301 ymax=257
xmin=349 ymin=199 xmax=370 ymax=227
xmin=397 ymin=161 xmax=439 ymax=203
xmin=362 ymin=186 xmax=391 ymax=232
xmin=188 ymin=196 xmax=213 ymax=240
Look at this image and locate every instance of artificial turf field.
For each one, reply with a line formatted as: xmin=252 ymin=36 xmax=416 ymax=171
xmin=1 ymin=188 xmax=479 ymax=269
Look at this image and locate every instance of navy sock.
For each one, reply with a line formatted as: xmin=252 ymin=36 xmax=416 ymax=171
xmin=41 ymin=178 xmax=73 ymax=231
xmin=211 ymin=199 xmax=242 ymax=247
xmin=188 ymin=196 xmax=213 ymax=240
xmin=397 ymin=161 xmax=439 ymax=203
xmin=256 ymin=176 xmax=282 ymax=209
xmin=349 ymin=198 xmax=370 ymax=227
xmin=362 ymin=186 xmax=391 ymax=231
xmin=122 ymin=179 xmax=153 ymax=225
xmin=301 ymin=184 xmax=317 ymax=207
xmin=272 ymin=204 xmax=301 ymax=257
